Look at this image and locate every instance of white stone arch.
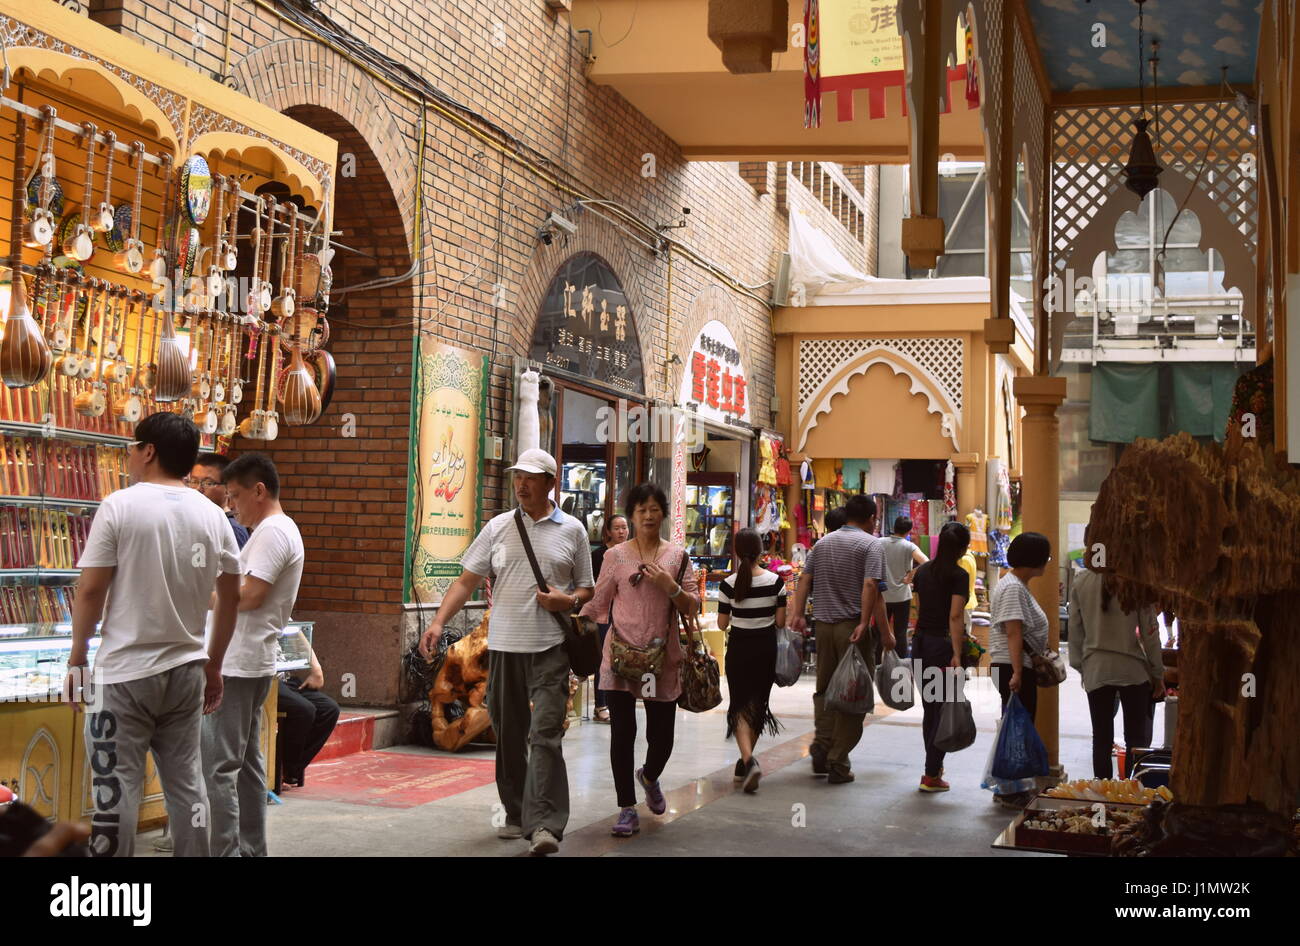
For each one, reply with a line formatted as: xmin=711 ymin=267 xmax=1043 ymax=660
xmin=797 ymin=347 xmax=962 ymax=452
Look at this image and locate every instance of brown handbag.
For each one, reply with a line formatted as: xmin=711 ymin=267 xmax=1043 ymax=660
xmin=609 ymin=551 xmax=689 ymax=684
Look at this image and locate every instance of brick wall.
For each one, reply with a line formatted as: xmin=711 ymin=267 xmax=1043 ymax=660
xmin=85 ymin=0 xmax=861 ymax=704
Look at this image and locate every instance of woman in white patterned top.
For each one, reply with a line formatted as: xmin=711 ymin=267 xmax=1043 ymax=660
xmin=717 ymin=528 xmax=787 ymax=794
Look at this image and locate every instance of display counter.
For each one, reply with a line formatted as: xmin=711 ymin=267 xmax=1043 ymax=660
xmin=0 ymin=619 xmax=312 ymax=827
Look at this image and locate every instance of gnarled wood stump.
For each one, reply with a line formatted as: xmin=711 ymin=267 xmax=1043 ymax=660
xmin=1088 ymin=432 xmax=1300 ymax=817
xmin=430 ymin=613 xmax=494 ymax=751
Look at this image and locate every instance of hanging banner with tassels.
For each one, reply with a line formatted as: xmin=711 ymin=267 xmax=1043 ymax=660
xmin=804 ymin=0 xmax=821 ymax=128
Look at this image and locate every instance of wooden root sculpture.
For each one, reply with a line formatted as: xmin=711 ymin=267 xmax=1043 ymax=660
xmin=429 ymin=612 xmax=495 ymax=751
xmin=1087 ymin=431 xmax=1300 ymax=823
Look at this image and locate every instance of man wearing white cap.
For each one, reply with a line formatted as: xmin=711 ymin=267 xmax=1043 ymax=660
xmin=419 ymin=448 xmax=593 ymax=856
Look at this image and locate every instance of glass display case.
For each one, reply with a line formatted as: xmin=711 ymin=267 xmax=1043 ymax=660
xmin=685 ymin=473 xmax=735 ymax=578
xmin=561 ymin=457 xmax=608 ymax=552
xmin=0 ymin=620 xmax=315 ymax=702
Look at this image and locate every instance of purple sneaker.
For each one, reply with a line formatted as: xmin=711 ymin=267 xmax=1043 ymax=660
xmin=611 ymin=806 xmax=640 ymax=837
xmin=636 ymin=767 xmax=667 ymax=815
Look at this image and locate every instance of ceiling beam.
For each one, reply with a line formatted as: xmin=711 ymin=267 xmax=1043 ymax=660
xmin=1051 ymin=85 xmax=1256 ymax=108
xmin=1009 ymin=0 xmax=1051 ymax=105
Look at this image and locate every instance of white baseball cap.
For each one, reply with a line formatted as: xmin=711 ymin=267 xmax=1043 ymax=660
xmin=506 ymin=448 xmax=557 ymax=477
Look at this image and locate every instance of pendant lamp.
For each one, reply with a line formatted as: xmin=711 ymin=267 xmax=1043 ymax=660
xmin=1123 ymin=1 xmax=1163 ymax=199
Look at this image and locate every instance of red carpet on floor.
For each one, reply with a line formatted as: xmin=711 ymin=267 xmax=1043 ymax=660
xmin=287 ymin=752 xmax=496 ymax=808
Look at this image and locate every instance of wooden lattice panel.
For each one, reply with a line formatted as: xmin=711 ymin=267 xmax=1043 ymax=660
xmin=969 ymin=0 xmax=1004 ymax=213
xmin=1050 ymin=101 xmax=1258 ymax=278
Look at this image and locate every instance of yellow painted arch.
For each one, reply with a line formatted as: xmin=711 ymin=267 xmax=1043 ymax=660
xmin=189 ymin=131 xmax=328 ymax=209
xmin=6 ymin=48 xmax=180 ymax=154
xmin=797 ymin=347 xmax=961 ymax=453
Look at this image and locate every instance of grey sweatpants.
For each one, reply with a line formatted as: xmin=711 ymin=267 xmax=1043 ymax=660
xmin=201 ymin=675 xmax=274 ymax=857
xmin=486 ymin=644 xmax=570 ymax=841
xmin=84 ymin=660 xmax=210 ymax=858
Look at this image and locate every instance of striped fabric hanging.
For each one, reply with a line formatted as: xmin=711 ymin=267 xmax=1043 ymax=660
xmin=804 ymin=0 xmax=821 ymax=128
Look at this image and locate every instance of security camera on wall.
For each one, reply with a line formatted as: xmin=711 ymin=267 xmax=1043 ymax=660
xmin=546 ymin=212 xmax=578 ymax=235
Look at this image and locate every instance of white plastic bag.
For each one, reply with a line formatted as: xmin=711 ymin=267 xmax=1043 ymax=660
xmin=774 ymin=627 xmax=804 ymax=687
xmin=875 ymin=650 xmax=916 ymax=711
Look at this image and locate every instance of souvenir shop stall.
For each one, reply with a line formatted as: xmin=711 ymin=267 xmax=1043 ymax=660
xmin=0 ymin=0 xmax=338 ymax=826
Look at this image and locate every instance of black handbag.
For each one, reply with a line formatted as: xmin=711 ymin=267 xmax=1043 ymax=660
xmin=513 ymin=508 xmax=601 ymax=677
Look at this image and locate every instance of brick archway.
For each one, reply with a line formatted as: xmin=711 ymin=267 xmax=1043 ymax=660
xmin=229 ymin=38 xmax=415 ymax=240
xmin=514 ymin=213 xmax=655 ymax=389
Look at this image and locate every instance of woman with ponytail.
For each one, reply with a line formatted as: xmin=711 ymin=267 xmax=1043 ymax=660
xmin=910 ymin=520 xmax=972 ymax=793
xmin=716 ymin=528 xmax=786 ymax=793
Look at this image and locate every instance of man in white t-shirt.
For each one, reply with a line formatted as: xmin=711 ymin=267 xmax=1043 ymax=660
xmin=65 ymin=412 xmax=243 ymax=857
xmin=202 ymin=453 xmax=305 ymax=857
xmin=880 ymin=515 xmax=929 ymax=662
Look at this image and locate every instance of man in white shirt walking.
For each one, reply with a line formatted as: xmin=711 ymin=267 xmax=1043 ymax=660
xmin=202 ymin=453 xmax=305 ymax=856
xmin=65 ymin=412 xmax=242 ymax=857
xmin=419 ymin=449 xmax=593 ymax=856
xmin=880 ymin=516 xmax=928 ymax=662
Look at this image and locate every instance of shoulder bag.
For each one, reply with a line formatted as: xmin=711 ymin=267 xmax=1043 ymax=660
xmin=676 ymin=566 xmax=722 ymax=713
xmin=1021 ymin=626 xmax=1067 ymax=688
xmin=513 ymin=508 xmax=601 ymax=677
xmin=608 ymin=552 xmax=689 ymax=684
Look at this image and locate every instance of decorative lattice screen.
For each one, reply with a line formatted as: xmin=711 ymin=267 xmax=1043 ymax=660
xmin=798 ymin=337 xmax=964 ymax=420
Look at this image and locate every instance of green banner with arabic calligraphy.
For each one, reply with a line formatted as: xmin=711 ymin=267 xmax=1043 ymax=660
xmin=404 ymin=339 xmax=488 ymax=604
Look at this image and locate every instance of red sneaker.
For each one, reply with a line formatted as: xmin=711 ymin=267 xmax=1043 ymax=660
xmin=919 ymin=775 xmax=950 ymax=792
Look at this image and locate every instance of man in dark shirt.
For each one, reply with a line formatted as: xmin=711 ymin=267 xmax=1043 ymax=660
xmin=188 ymin=452 xmax=250 ymax=548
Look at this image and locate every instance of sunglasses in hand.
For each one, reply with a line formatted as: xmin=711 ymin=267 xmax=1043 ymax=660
xmin=629 ymin=563 xmax=650 ymax=587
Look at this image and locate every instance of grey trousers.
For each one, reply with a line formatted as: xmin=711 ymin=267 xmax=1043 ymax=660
xmin=486 ymin=644 xmax=570 ymax=841
xmin=84 ymin=660 xmax=210 ymax=858
xmin=201 ymin=675 xmax=273 ymax=857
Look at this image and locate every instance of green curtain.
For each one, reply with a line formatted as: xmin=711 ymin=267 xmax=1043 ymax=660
xmin=1090 ymin=364 xmax=1160 ymax=442
xmin=1169 ymin=364 xmax=1240 ymax=442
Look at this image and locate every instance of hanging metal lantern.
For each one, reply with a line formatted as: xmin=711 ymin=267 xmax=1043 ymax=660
xmin=1124 ymin=118 xmax=1163 ymax=198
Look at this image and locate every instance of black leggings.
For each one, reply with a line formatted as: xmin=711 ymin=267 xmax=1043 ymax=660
xmin=606 ymin=689 xmax=677 ymax=808
xmin=992 ymin=662 xmax=1038 ymax=722
xmin=1086 ymin=684 xmax=1152 ymax=779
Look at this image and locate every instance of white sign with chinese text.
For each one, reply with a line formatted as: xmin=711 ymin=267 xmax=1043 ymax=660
xmin=679 ymin=320 xmax=750 ymax=427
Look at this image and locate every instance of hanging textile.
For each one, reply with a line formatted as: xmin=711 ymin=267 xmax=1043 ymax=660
xmin=757 ymin=435 xmax=778 ymax=485
xmin=966 ymin=510 xmax=989 ymax=556
xmin=1090 ymin=364 xmax=1160 ymax=443
xmin=1169 ymin=363 xmax=1241 ymax=442
xmin=892 ymin=460 xmax=905 ymax=499
xmin=989 ymin=529 xmax=1010 ymax=568
xmin=995 ymin=464 xmax=1013 ymax=532
xmin=943 ymin=460 xmax=957 ymax=517
xmin=929 ymin=500 xmax=948 ymax=531
xmin=909 ymin=499 xmax=930 ymax=537
xmin=964 ymin=22 xmax=980 ymax=107
xmin=866 ymin=459 xmax=897 ymax=496
xmin=803 ymin=0 xmax=821 ymax=128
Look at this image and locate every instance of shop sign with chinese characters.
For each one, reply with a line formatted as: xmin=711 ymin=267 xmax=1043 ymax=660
xmin=528 ymin=252 xmax=645 ymax=394
xmin=678 ymin=320 xmax=750 ymax=429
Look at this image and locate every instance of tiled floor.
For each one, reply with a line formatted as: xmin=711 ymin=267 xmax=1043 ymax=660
xmin=137 ymin=663 xmax=1163 ymax=857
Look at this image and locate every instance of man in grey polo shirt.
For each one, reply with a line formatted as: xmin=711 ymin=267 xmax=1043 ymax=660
xmin=419 ymin=448 xmax=593 ymax=856
xmin=790 ymin=494 xmax=893 ymax=783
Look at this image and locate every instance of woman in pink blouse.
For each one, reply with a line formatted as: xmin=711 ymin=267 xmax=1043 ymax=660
xmin=580 ymin=483 xmax=699 ymax=838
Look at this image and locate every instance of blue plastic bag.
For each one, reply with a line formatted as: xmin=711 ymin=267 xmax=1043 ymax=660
xmin=990 ymin=693 xmax=1049 ymax=781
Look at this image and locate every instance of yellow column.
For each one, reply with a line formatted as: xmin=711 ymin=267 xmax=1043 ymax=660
xmin=951 ymin=452 xmax=981 ymax=518
xmin=1012 ymin=375 xmax=1067 ymax=771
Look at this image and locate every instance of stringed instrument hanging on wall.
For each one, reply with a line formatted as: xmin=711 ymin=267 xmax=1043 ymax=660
xmin=2 ymin=112 xmax=54 ymax=388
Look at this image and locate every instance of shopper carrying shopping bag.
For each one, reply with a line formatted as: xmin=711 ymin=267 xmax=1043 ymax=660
xmin=717 ymin=528 xmax=786 ymax=793
xmin=909 ymin=521 xmax=972 ymax=792
xmin=788 ymin=495 xmax=893 ymax=784
xmin=579 ymin=484 xmax=699 ymax=838
xmin=987 ymin=531 xmax=1054 ymax=808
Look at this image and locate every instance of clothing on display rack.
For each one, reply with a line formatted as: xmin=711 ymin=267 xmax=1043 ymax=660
xmin=966 ymin=509 xmax=989 ymax=556
xmin=988 ymin=528 xmax=1010 ymax=567
xmin=944 ymin=460 xmax=957 ymax=516
xmin=866 ymin=460 xmax=898 ymax=496
xmin=995 ymin=465 xmax=1013 ymax=532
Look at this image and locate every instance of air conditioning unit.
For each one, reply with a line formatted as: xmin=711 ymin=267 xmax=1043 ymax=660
xmin=772 ymin=252 xmax=792 ymax=306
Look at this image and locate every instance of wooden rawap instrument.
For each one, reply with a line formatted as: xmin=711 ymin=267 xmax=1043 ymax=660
xmin=73 ymin=282 xmax=110 ymax=417
xmin=113 ymin=293 xmax=146 ymax=424
xmin=278 ymin=208 xmax=321 ymax=425
xmin=114 ymin=142 xmax=147 ymax=275
xmin=149 ymin=153 xmax=174 ymax=283
xmin=22 ymin=106 xmax=58 ymax=250
xmin=62 ymin=123 xmax=99 ymax=262
xmin=2 ymin=115 xmax=54 ymax=388
xmin=93 ymin=130 xmax=117 ymax=234
xmin=238 ymin=323 xmax=270 ymax=440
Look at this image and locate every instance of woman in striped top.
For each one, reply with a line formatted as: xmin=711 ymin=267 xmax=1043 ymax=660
xmin=717 ymin=528 xmax=786 ymax=793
